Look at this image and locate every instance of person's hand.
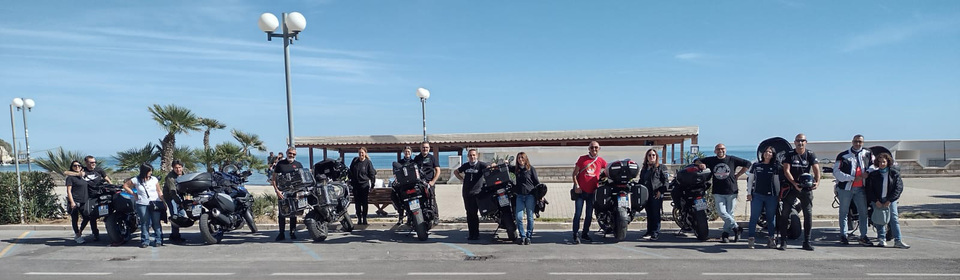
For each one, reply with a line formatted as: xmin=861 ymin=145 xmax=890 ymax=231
xmin=275 ymin=190 xmax=284 ymax=198
xmin=811 ymin=181 xmax=819 ymax=190
xmin=655 ymin=191 xmax=661 ymax=199
xmin=574 ymin=187 xmax=582 ymax=194
xmin=883 ymin=201 xmax=891 ymax=208
xmin=875 ymin=201 xmax=882 ymax=208
xmin=746 ymin=194 xmax=753 ymax=201
xmin=70 ymin=202 xmax=76 ymax=209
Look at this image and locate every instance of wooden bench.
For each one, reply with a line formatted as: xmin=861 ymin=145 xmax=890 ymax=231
xmin=350 ymin=188 xmax=394 ymax=216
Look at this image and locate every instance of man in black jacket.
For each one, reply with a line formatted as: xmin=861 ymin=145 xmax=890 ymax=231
xmin=164 ymin=160 xmax=187 ymax=243
xmin=779 ymin=134 xmax=820 ymax=251
xmin=454 ymin=149 xmax=487 ymax=240
xmin=273 ymin=147 xmax=303 ymax=241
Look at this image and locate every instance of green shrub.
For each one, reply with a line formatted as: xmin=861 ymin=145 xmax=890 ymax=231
xmin=0 ymin=171 xmax=63 ymax=224
xmin=251 ymin=192 xmax=278 ymax=221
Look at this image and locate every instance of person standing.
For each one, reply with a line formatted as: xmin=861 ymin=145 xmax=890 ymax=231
xmin=272 ymin=147 xmax=303 ymax=241
xmin=454 ymin=149 xmax=487 ymax=240
xmin=696 ymin=143 xmax=751 ymax=243
xmin=81 ymin=155 xmax=113 ymax=186
xmin=834 ymin=134 xmax=873 ymax=246
xmin=779 ymin=134 xmax=820 ymax=251
xmin=65 ymin=160 xmax=97 ymax=244
xmin=349 ymin=147 xmax=377 ymax=225
xmin=640 ymin=149 xmax=669 ymax=241
xmin=865 ymin=153 xmax=909 ymax=249
xmin=414 ymin=141 xmax=441 ymax=219
xmin=122 ymin=163 xmax=164 ymax=248
xmin=508 ymin=152 xmax=541 ymax=245
xmin=391 ymin=146 xmax=417 ymax=225
xmin=164 ymin=160 xmax=187 ymax=243
xmin=572 ymin=141 xmax=607 ymax=244
xmin=746 ymin=146 xmax=780 ymax=249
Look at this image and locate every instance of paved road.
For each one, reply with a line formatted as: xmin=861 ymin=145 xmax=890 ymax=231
xmin=2 ymin=225 xmax=959 ymax=280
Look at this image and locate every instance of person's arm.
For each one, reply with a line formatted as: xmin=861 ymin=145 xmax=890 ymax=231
xmin=572 ymin=162 xmax=582 ymax=193
xmin=833 ymin=154 xmax=855 ymax=182
xmin=782 ymin=162 xmax=798 ymax=190
xmin=154 ymin=178 xmax=164 ymax=201
xmin=811 ymin=162 xmax=821 ymax=190
xmin=454 ymin=164 xmax=465 ymax=181
xmin=66 ymin=181 xmax=76 ymax=209
xmin=272 ymin=169 xmax=283 ymax=198
xmin=431 ymin=166 xmax=441 ymax=185
xmin=746 ymin=165 xmax=756 ymax=197
xmin=121 ymin=179 xmax=136 ymax=196
xmin=734 ymin=157 xmax=750 ymax=180
xmin=531 ymin=166 xmax=541 ymax=186
xmin=889 ymin=169 xmax=904 ymax=204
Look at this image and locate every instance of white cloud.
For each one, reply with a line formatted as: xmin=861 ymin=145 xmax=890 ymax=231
xmin=675 ymin=52 xmax=704 ymax=61
xmin=842 ymin=17 xmax=960 ymax=52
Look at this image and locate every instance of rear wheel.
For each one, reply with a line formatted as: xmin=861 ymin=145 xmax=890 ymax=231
xmin=243 ymin=210 xmax=258 ymax=233
xmin=199 ymin=213 xmax=223 ymax=244
xmin=615 ymin=208 xmax=630 ymax=241
xmin=672 ymin=206 xmax=689 ymax=230
xmin=788 ymin=214 xmax=802 ymax=240
xmin=694 ymin=210 xmax=709 ymax=241
xmin=305 ymin=218 xmax=328 ymax=242
xmin=414 ymin=222 xmax=429 ymax=241
xmin=104 ymin=214 xmax=126 ymax=244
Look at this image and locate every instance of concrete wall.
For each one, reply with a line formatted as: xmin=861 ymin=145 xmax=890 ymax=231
xmin=807 ymin=139 xmax=960 ymax=168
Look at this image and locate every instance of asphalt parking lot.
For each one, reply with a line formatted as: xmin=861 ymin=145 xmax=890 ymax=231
xmin=2 ymin=224 xmax=959 ymax=280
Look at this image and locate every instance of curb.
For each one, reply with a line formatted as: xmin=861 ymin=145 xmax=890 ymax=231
xmin=3 ymin=218 xmax=958 ymax=232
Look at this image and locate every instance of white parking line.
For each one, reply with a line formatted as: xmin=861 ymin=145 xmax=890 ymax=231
xmin=271 ymin=273 xmax=365 ymax=276
xmin=408 ymin=272 xmax=506 ymax=276
xmin=143 ymin=273 xmax=234 ymax=276
xmin=549 ymin=272 xmax=649 ymax=275
xmin=866 ymin=273 xmax=960 ymax=277
xmin=703 ymin=273 xmax=811 ymax=276
xmin=25 ymin=272 xmax=112 ymax=276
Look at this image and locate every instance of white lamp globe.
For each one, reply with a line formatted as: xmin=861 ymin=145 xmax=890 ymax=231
xmin=12 ymin=98 xmax=23 ymax=108
xmin=258 ymin=13 xmax=279 ymax=32
xmin=23 ymin=98 xmax=34 ymax=109
xmin=416 ymin=88 xmax=430 ymax=99
xmin=285 ymin=12 xmax=307 ymax=32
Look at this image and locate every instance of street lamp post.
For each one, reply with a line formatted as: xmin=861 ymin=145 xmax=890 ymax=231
xmin=259 ymin=12 xmax=307 ymax=148
xmin=416 ymin=88 xmax=430 ymax=142
xmin=15 ymin=98 xmax=34 ymax=171
xmin=9 ymin=98 xmax=26 ymax=224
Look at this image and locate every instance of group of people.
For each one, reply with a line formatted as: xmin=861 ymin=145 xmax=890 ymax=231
xmin=67 ymin=135 xmax=911 ymax=250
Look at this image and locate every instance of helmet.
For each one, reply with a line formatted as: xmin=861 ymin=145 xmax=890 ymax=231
xmin=798 ymin=173 xmax=815 ymax=189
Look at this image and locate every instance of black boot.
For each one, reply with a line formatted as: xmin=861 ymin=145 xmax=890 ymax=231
xmin=275 ymin=232 xmax=285 ymax=241
xmin=777 ymin=237 xmax=786 ymax=251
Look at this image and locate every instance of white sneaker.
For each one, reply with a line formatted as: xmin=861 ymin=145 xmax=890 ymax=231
xmin=74 ymin=236 xmax=85 ymax=244
xmin=748 ymin=237 xmax=755 ymax=249
xmin=895 ymin=240 xmax=911 ymax=249
xmin=877 ymin=240 xmax=886 ymax=247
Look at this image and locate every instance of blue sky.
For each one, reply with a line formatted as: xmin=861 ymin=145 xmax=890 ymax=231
xmin=1 ymin=0 xmax=958 ymax=157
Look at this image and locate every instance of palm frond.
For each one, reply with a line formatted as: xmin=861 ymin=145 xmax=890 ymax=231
xmin=34 ymin=147 xmax=87 ymax=175
xmin=113 ymin=143 xmax=160 ymax=172
xmin=231 ymin=129 xmax=267 ymax=154
xmin=148 ymin=104 xmax=201 ymax=135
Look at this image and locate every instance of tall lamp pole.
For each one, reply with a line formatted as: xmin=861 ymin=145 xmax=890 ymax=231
xmin=16 ymin=98 xmax=34 ymax=171
xmin=9 ymin=98 xmax=26 ymax=224
xmin=416 ymin=88 xmax=430 ymax=142
xmin=259 ymin=12 xmax=307 ymax=148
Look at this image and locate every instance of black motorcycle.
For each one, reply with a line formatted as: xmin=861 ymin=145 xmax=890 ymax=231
xmin=299 ymin=159 xmax=354 ymax=242
xmin=88 ymin=184 xmax=138 ymax=245
xmin=175 ymin=165 xmax=257 ymax=244
xmin=671 ymin=165 xmax=713 ymax=241
xmin=390 ymin=161 xmax=438 ymax=241
xmin=593 ymin=159 xmax=646 ymax=241
xmin=476 ymin=164 xmax=518 ymax=242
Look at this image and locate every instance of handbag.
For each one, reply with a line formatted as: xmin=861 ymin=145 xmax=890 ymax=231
xmin=872 ymin=204 xmax=891 ymax=227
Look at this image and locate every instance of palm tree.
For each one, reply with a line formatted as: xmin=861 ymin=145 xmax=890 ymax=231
xmin=213 ymin=141 xmax=245 ymax=169
xmin=149 ymin=104 xmax=200 ymax=172
xmin=231 ymin=129 xmax=267 ymax=156
xmin=34 ymin=147 xmax=88 ymax=175
xmin=113 ymin=143 xmax=160 ymax=171
xmin=172 ymin=145 xmax=199 ymax=172
xmin=198 ymin=118 xmax=226 ymax=152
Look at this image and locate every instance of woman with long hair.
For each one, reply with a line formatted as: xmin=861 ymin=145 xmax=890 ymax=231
xmin=65 ymin=160 xmax=98 ymax=244
xmin=509 ymin=152 xmax=542 ymax=245
xmin=746 ymin=146 xmax=780 ymax=249
xmin=349 ymin=147 xmax=377 ymax=225
xmin=640 ymin=149 xmax=669 ymax=240
xmin=122 ymin=163 xmax=164 ymax=248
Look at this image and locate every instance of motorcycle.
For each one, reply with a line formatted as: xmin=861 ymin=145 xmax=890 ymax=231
xmin=300 ymin=159 xmax=354 ymax=242
xmin=175 ymin=164 xmax=257 ymax=244
xmin=670 ymin=164 xmax=713 ymax=241
xmin=88 ymin=183 xmax=138 ymax=245
xmin=593 ymin=159 xmax=647 ymax=241
xmin=390 ymin=161 xmax=438 ymax=241
xmin=476 ymin=163 xmax=517 ymax=242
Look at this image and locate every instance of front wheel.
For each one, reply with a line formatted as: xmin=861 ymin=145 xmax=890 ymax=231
xmin=104 ymin=214 xmax=130 ymax=245
xmin=414 ymin=221 xmax=429 ymax=241
xmin=615 ymin=207 xmax=630 ymax=241
xmin=340 ymin=214 xmax=354 ymax=232
xmin=501 ymin=210 xmax=518 ymax=242
xmin=694 ymin=210 xmax=709 ymax=241
xmin=199 ymin=213 xmax=224 ymax=244
xmin=305 ymin=218 xmax=328 ymax=242
xmin=788 ymin=214 xmax=802 ymax=240
xmin=243 ymin=210 xmax=258 ymax=233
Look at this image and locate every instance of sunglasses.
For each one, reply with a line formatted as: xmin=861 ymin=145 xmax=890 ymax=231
xmin=589 ymin=146 xmax=600 ymax=149
xmin=287 ymin=153 xmax=297 ymax=156
xmin=795 ymin=139 xmax=807 ymax=143
xmin=86 ymin=161 xmax=96 ymax=164
xmin=71 ymin=164 xmax=82 ymax=167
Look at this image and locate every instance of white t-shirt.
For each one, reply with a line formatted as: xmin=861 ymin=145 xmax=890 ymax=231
xmin=131 ymin=176 xmax=160 ymax=206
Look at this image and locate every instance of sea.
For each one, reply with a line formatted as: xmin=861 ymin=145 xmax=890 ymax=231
xmin=1 ymin=148 xmax=758 ymax=184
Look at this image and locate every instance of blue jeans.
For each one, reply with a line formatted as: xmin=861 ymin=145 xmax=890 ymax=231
xmin=875 ymin=201 xmax=902 ymax=241
xmin=838 ymin=187 xmax=869 ymax=238
xmin=135 ymin=204 xmax=163 ymax=246
xmin=572 ymin=192 xmax=595 ymax=235
xmin=515 ymin=194 xmax=535 ymax=238
xmin=714 ymin=194 xmax=738 ymax=234
xmin=748 ymin=193 xmax=777 ymax=238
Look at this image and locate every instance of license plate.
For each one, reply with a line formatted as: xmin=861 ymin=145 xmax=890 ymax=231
xmin=497 ymin=193 xmax=510 ymax=207
xmin=694 ymin=197 xmax=708 ymax=211
xmin=192 ymin=205 xmax=202 ymax=216
xmin=618 ymin=194 xmax=629 ymax=208
xmin=298 ymin=197 xmax=308 ymax=209
xmin=97 ymin=205 xmax=109 ymax=216
xmin=408 ymin=199 xmax=421 ymax=211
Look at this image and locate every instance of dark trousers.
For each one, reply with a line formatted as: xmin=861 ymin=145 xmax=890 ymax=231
xmin=278 ymin=199 xmax=298 ymax=233
xmin=779 ymin=188 xmax=814 ymax=241
xmin=646 ymin=193 xmax=663 ymax=235
xmin=353 ymin=183 xmax=370 ymax=222
xmin=69 ymin=204 xmax=98 ymax=237
xmin=164 ymin=197 xmax=180 ymax=237
xmin=463 ymin=194 xmax=480 ymax=238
